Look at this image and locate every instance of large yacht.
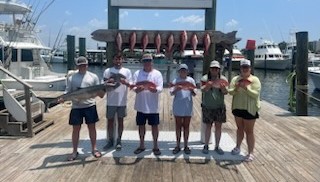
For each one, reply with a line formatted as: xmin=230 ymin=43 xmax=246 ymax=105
xmin=0 ymin=1 xmax=66 ymax=91
xmin=223 ymin=46 xmax=246 ymax=70
xmin=254 ymin=40 xmax=290 ymax=70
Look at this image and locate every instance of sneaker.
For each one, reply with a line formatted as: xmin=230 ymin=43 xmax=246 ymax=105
xmin=244 ymin=154 xmax=254 ymax=162
xmin=214 ymin=146 xmax=224 ymax=155
xmin=103 ymin=139 xmax=114 ymax=150
xmin=184 ymin=147 xmax=191 ymax=155
xmin=231 ymin=147 xmax=240 ymax=155
xmin=202 ymin=145 xmax=209 ymax=154
xmin=115 ymin=139 xmax=122 ymax=151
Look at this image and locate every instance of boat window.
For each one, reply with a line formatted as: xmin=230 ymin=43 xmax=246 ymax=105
xmin=21 ymin=49 xmax=33 ymax=62
xmin=269 ymin=55 xmax=274 ymax=58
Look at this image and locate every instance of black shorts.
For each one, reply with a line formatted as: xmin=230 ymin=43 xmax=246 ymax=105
xmin=69 ymin=105 xmax=99 ymax=125
xmin=232 ymin=109 xmax=259 ymax=120
xmin=136 ymin=112 xmax=159 ymax=126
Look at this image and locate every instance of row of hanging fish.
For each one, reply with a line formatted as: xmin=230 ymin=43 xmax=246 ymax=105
xmin=115 ymin=31 xmax=212 ymax=55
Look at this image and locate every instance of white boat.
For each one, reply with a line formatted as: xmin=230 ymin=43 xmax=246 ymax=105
xmin=223 ymin=46 xmax=246 ymax=69
xmin=254 ymin=40 xmax=290 ymax=70
xmin=0 ymin=1 xmax=66 ymax=91
xmin=308 ymin=66 xmax=320 ymax=90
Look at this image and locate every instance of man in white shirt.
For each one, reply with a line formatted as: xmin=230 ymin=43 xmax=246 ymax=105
xmin=132 ymin=54 xmax=163 ymax=155
xmin=103 ymin=54 xmax=132 ymax=151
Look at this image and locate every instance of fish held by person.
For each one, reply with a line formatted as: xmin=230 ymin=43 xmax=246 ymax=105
xmin=202 ymin=79 xmax=229 ymax=89
xmin=169 ymin=81 xmax=197 ymax=90
xmin=130 ymin=81 xmax=157 ymax=90
xmin=237 ymin=79 xmax=252 ymax=87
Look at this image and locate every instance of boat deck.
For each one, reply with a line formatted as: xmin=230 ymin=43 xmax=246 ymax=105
xmin=0 ymin=89 xmax=320 ymax=182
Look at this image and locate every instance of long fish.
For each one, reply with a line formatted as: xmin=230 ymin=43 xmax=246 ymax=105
xmin=203 ymin=33 xmax=211 ymax=55
xmin=180 ymin=30 xmax=187 ymax=53
xmin=154 ymin=33 xmax=161 ymax=54
xmin=141 ymin=33 xmax=149 ymax=53
xmin=129 ymin=32 xmax=136 ymax=52
xmin=129 ymin=81 xmax=157 ymax=90
xmin=190 ymin=33 xmax=198 ymax=55
xmin=116 ymin=32 xmax=122 ymax=53
xmin=201 ymin=79 xmax=229 ymax=89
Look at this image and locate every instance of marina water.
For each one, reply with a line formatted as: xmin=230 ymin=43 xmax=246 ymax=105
xmin=50 ymin=63 xmax=320 ymax=116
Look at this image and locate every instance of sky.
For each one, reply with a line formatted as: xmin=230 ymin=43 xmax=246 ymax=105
xmin=4 ymin=0 xmax=320 ymax=50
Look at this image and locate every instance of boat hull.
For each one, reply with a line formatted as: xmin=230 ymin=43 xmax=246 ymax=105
xmin=254 ymin=59 xmax=290 ymax=70
xmin=308 ymin=67 xmax=320 ymax=90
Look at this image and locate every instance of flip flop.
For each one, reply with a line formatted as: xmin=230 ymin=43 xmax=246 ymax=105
xmin=172 ymin=147 xmax=181 ymax=154
xmin=134 ymin=147 xmax=145 ymax=154
xmin=92 ymin=150 xmax=102 ymax=158
xmin=67 ymin=152 xmax=79 ymax=161
xmin=153 ymin=148 xmax=161 ymax=156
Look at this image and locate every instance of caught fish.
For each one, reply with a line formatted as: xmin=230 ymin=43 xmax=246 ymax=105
xmin=141 ymin=33 xmax=149 ymax=53
xmin=105 ymin=73 xmax=127 ymax=84
xmin=180 ymin=30 xmax=187 ymax=53
xmin=190 ymin=33 xmax=198 ymax=55
xmin=167 ymin=33 xmax=174 ymax=54
xmin=130 ymin=81 xmax=157 ymax=90
xmin=129 ymin=32 xmax=136 ymax=53
xmin=202 ymin=79 xmax=229 ymax=89
xmin=169 ymin=81 xmax=196 ymax=90
xmin=237 ymin=79 xmax=251 ymax=87
xmin=116 ymin=32 xmax=122 ymax=53
xmin=154 ymin=33 xmax=161 ymax=54
xmin=203 ymin=33 xmax=211 ymax=55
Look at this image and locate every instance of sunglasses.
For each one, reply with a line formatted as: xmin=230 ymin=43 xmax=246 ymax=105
xmin=142 ymin=59 xmax=152 ymax=62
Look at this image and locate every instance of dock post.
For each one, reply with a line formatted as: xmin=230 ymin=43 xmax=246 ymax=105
xmin=246 ymin=40 xmax=256 ymax=75
xmin=79 ymin=37 xmax=86 ymax=57
xmin=295 ymin=32 xmax=308 ymax=116
xmin=67 ymin=35 xmax=75 ymax=70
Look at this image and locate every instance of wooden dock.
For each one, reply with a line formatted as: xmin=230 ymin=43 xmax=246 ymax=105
xmin=0 ymin=89 xmax=319 ymax=182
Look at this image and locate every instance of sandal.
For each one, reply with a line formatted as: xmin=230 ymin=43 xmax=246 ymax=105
xmin=67 ymin=152 xmax=79 ymax=161
xmin=92 ymin=150 xmax=102 ymax=158
xmin=134 ymin=147 xmax=145 ymax=154
xmin=153 ymin=148 xmax=161 ymax=156
xmin=244 ymin=154 xmax=254 ymax=162
xmin=172 ymin=147 xmax=181 ymax=154
xmin=184 ymin=147 xmax=191 ymax=155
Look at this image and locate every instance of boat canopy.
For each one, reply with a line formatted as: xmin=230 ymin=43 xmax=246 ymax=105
xmin=0 ymin=1 xmax=31 ymax=14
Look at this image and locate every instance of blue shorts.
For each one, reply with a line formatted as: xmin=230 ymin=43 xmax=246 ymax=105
xmin=106 ymin=106 xmax=127 ymax=119
xmin=69 ymin=105 xmax=99 ymax=125
xmin=232 ymin=109 xmax=259 ymax=120
xmin=136 ymin=112 xmax=159 ymax=126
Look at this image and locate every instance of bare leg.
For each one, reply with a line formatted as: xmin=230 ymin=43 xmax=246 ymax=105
xmin=243 ymin=119 xmax=256 ymax=154
xmin=138 ymin=125 xmax=146 ymax=149
xmin=151 ymin=125 xmax=159 ymax=149
xmin=72 ymin=125 xmax=81 ymax=153
xmin=182 ymin=116 xmax=191 ymax=148
xmin=87 ymin=123 xmax=97 ymax=152
xmin=214 ymin=122 xmax=222 ymax=147
xmin=175 ymin=116 xmax=183 ymax=148
xmin=107 ymin=118 xmax=114 ymax=139
xmin=118 ymin=117 xmax=124 ymax=140
xmin=234 ymin=116 xmax=245 ymax=148
xmin=205 ymin=123 xmax=212 ymax=145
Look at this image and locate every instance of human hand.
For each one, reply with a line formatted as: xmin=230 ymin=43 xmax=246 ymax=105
xmin=135 ymin=85 xmax=144 ymax=93
xmin=148 ymin=86 xmax=157 ymax=93
xmin=57 ymin=97 xmax=64 ymax=103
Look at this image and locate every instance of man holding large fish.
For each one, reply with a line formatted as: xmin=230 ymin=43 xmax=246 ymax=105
xmin=200 ymin=60 xmax=229 ymax=155
xmin=60 ymin=57 xmax=104 ymax=161
xmin=103 ymin=53 xmax=132 ymax=151
xmin=132 ymin=54 xmax=163 ymax=156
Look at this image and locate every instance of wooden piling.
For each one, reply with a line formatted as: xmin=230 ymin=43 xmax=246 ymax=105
xmin=67 ymin=35 xmax=75 ymax=70
xmin=79 ymin=37 xmax=86 ymax=57
xmin=295 ymin=32 xmax=308 ymax=116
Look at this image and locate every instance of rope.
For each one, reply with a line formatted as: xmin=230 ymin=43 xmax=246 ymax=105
xmin=296 ymin=88 xmax=320 ymax=102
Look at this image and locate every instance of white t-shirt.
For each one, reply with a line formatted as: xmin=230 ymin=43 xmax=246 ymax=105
xmin=133 ymin=69 xmax=163 ymax=113
xmin=103 ymin=67 xmax=132 ymax=106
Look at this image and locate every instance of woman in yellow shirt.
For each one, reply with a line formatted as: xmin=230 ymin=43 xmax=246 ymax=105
xmin=228 ymin=59 xmax=261 ymax=162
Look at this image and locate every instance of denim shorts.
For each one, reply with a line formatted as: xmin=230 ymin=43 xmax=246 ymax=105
xmin=232 ymin=109 xmax=259 ymax=120
xmin=69 ymin=105 xmax=99 ymax=125
xmin=106 ymin=106 xmax=127 ymax=119
xmin=136 ymin=112 xmax=160 ymax=126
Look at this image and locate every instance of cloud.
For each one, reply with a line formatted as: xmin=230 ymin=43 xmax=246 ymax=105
xmin=226 ymin=19 xmax=239 ymax=28
xmin=131 ymin=27 xmax=142 ymax=30
xmin=65 ymin=10 xmax=72 ymax=16
xmin=120 ymin=11 xmax=129 ymax=18
xmin=172 ymin=15 xmax=204 ymax=25
xmin=88 ymin=18 xmax=107 ymax=28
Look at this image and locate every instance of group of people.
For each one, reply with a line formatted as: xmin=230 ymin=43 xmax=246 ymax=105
xmin=61 ymin=53 xmax=261 ymax=163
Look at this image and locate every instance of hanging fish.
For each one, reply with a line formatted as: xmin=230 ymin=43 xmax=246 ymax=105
xmin=141 ymin=33 xmax=149 ymax=53
xmin=180 ymin=30 xmax=187 ymax=53
xmin=190 ymin=33 xmax=198 ymax=55
xmin=166 ymin=33 xmax=174 ymax=54
xmin=115 ymin=32 xmax=122 ymax=53
xmin=154 ymin=33 xmax=161 ymax=54
xmin=129 ymin=32 xmax=136 ymax=53
xmin=203 ymin=33 xmax=211 ymax=55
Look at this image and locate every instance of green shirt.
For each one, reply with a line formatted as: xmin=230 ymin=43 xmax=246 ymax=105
xmin=201 ymin=74 xmax=227 ymax=109
xmin=228 ymin=74 xmax=261 ymax=116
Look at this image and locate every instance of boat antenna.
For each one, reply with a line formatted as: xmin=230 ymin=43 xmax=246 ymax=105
xmin=31 ymin=0 xmax=56 ymax=31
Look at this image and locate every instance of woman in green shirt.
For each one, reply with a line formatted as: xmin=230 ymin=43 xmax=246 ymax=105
xmin=228 ymin=59 xmax=261 ymax=162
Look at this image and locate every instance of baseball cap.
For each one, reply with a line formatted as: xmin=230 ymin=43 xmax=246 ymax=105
xmin=141 ymin=53 xmax=153 ymax=62
xmin=210 ymin=60 xmax=221 ymax=68
xmin=240 ymin=59 xmax=251 ymax=66
xmin=177 ymin=64 xmax=188 ymax=71
xmin=75 ymin=56 xmax=88 ymax=66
